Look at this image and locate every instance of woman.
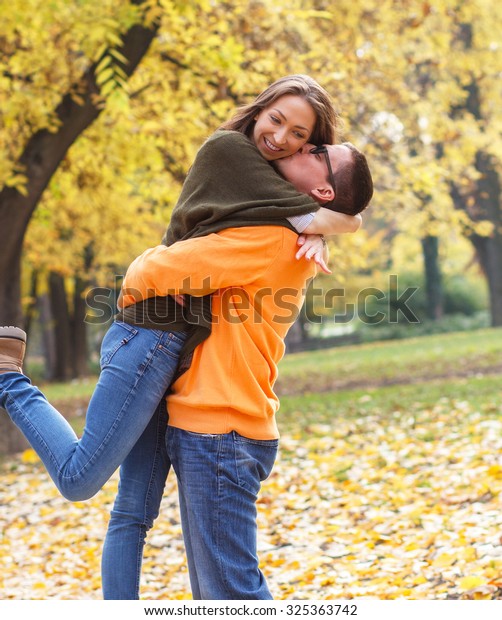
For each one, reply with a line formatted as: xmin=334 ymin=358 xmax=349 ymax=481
xmin=0 ymin=75 xmax=363 ymax=596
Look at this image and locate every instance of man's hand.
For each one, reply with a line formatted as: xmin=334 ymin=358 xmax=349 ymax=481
xmin=296 ymin=234 xmax=331 ymax=274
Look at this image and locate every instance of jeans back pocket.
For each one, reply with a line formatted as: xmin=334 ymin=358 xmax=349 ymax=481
xmin=100 ymin=322 xmax=139 ymax=368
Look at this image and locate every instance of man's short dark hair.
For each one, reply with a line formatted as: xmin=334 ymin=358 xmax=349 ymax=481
xmin=326 ymin=142 xmax=373 ymax=216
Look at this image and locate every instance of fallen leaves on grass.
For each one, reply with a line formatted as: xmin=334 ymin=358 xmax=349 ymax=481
xmin=1 ymin=396 xmax=501 ymax=600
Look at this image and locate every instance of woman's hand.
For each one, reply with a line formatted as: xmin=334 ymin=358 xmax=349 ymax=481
xmin=296 ymin=234 xmax=331 ymax=274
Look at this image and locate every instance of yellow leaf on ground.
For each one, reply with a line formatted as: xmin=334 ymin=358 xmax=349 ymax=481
xmin=459 ymin=576 xmax=487 ymax=591
xmin=432 ymin=553 xmax=456 ymax=568
xmin=21 ymin=449 xmax=39 ymax=464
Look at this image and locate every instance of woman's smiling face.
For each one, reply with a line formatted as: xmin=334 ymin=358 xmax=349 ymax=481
xmin=251 ymin=94 xmax=316 ymax=161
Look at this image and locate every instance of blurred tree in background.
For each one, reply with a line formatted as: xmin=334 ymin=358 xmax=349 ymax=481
xmin=0 ymin=1 xmax=500 ymax=385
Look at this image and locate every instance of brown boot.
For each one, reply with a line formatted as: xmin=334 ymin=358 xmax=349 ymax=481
xmin=0 ymin=326 xmax=27 ymax=374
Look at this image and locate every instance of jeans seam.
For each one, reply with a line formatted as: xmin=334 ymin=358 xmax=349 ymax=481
xmin=236 ymin=437 xmax=279 ymax=448
xmin=134 ymin=428 xmax=159 ymax=598
xmin=63 ymin=334 xmax=164 ymax=484
xmin=158 ymin=330 xmax=187 ymax=359
xmin=143 ymin=402 xmax=167 ymax=525
xmin=216 ymin=435 xmax=234 ymax=599
xmin=83 ymin=332 xmax=163 ymax=484
xmin=134 ymin=527 xmax=143 ymax=598
xmin=101 ymin=324 xmax=138 ymax=368
xmin=166 ymin=330 xmax=188 ymax=347
xmin=5 ymin=393 xmax=63 ymax=474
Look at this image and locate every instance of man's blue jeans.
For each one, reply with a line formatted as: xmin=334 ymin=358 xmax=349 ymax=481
xmin=0 ymin=321 xmax=186 ymax=501
xmin=168 ymin=428 xmax=277 ymax=600
xmin=102 ymin=424 xmax=277 ymax=600
xmin=102 ymin=398 xmax=171 ymax=599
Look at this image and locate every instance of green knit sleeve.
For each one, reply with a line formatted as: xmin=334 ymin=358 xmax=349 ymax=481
xmin=207 ymin=131 xmax=319 ymax=209
xmin=164 ymin=130 xmax=319 ymax=244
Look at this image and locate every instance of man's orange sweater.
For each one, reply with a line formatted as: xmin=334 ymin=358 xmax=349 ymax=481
xmin=120 ymin=226 xmax=316 ymax=440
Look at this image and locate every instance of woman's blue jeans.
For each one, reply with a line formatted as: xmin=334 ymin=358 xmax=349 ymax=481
xmin=0 ymin=321 xmax=186 ymax=501
xmin=1 ymin=320 xmax=276 ymax=599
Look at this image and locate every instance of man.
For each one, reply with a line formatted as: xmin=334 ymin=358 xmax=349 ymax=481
xmin=118 ymin=142 xmax=373 ymax=599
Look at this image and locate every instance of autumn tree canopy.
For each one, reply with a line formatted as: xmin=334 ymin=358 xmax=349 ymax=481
xmin=1 ymin=0 xmax=501 ymax=326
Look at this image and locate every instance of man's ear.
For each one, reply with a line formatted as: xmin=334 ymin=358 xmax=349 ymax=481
xmin=311 ymin=186 xmax=335 ymax=204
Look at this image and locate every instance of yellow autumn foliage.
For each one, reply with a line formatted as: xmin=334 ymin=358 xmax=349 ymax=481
xmin=0 ymin=0 xmax=500 ymax=288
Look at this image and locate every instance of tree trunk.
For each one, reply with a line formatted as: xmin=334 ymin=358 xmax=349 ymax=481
xmin=38 ymin=293 xmax=57 ymax=381
xmin=469 ymin=153 xmax=502 ymax=326
xmin=49 ymin=272 xmax=74 ymax=382
xmin=284 ymin=316 xmax=307 ymax=352
xmin=450 ymin=23 xmax=502 ymax=326
xmin=0 ymin=413 xmax=29 ymax=455
xmin=470 ymin=233 xmax=502 ymax=326
xmin=0 ymin=214 xmax=25 ymax=326
xmin=72 ymin=276 xmax=90 ymax=377
xmin=0 ymin=7 xmax=159 ymax=454
xmin=24 ymin=271 xmax=39 ymax=346
xmin=451 ymin=148 xmax=502 ymax=327
xmin=0 ymin=15 xmax=158 ymax=324
xmin=285 ymin=303 xmax=311 ymax=352
xmin=421 ymin=235 xmax=443 ymax=321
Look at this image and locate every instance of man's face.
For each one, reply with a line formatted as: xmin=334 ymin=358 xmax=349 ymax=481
xmin=275 ymin=143 xmax=352 ymax=200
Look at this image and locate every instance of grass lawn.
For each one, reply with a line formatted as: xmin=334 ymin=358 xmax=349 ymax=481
xmin=37 ymin=326 xmax=502 ymax=435
xmin=276 ymin=327 xmax=502 ymax=395
xmin=278 ymin=373 xmax=502 ymax=432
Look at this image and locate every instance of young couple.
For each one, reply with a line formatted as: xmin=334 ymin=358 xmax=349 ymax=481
xmin=0 ymin=74 xmax=373 ymax=600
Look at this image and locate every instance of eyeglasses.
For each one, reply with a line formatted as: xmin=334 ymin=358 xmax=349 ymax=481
xmin=309 ymin=145 xmax=336 ymax=197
